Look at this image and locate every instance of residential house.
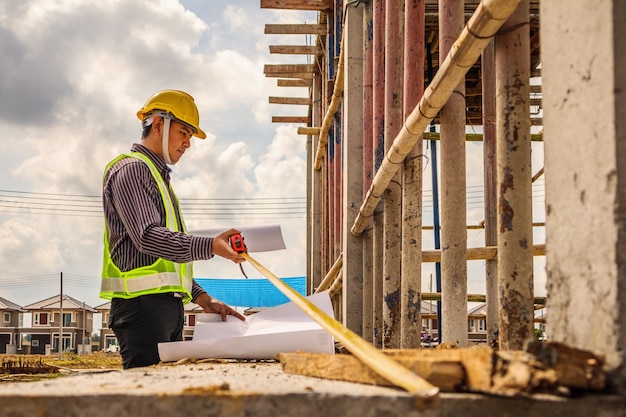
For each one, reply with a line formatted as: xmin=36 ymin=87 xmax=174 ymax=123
xmin=95 ymin=301 xmax=205 ymax=351
xmin=467 ymin=303 xmax=488 ymax=343
xmin=21 ymin=294 xmax=96 ymax=355
xmin=0 ymin=296 xmax=24 ymax=354
xmin=420 ymin=301 xmax=489 ymax=345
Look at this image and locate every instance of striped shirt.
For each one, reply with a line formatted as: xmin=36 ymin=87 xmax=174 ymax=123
xmin=102 ymin=143 xmax=211 ymax=301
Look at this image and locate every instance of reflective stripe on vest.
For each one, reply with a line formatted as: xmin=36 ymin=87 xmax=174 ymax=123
xmin=100 ymin=152 xmax=193 ymax=303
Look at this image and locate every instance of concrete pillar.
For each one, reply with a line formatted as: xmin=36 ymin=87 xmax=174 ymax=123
xmin=382 ymin=0 xmax=403 ymax=349
xmin=309 ymin=61 xmax=323 ymax=294
xmin=372 ymin=0 xmax=385 ymax=349
xmin=495 ymin=0 xmax=533 ymax=350
xmin=400 ymin=0 xmax=425 ymax=349
xmin=542 ymin=0 xmax=626 ymax=393
xmin=439 ymin=0 xmax=468 ymax=347
xmin=362 ymin=1 xmax=374 ymax=343
xmin=481 ymin=40 xmax=499 ymax=347
xmin=342 ymin=0 xmax=364 ymax=334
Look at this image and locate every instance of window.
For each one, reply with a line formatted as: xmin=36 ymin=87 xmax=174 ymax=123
xmin=188 ymin=314 xmax=196 ymax=326
xmin=34 ymin=312 xmax=49 ymax=326
xmin=478 ymin=320 xmax=486 ymax=331
xmin=63 ymin=313 xmax=71 ymax=327
xmin=3 ymin=312 xmax=10 ymax=323
xmin=468 ymin=319 xmax=475 ymax=331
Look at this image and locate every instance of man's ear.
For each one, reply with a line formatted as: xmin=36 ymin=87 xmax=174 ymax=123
xmin=152 ymin=116 xmax=163 ymax=135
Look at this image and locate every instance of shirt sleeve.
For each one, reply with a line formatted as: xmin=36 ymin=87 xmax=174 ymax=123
xmin=106 ymin=159 xmax=214 ymax=264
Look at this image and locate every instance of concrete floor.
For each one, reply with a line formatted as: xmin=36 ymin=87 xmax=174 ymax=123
xmin=1 ymin=362 xmax=625 ymax=417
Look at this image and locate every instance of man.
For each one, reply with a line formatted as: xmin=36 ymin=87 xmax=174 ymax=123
xmin=100 ymin=89 xmax=246 ymax=369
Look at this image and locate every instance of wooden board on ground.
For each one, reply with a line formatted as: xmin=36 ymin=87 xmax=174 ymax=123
xmin=279 ymin=345 xmax=601 ymax=396
xmin=279 ymin=352 xmax=464 ymax=392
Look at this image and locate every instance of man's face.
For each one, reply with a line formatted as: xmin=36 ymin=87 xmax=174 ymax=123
xmin=167 ymin=120 xmax=194 ymax=164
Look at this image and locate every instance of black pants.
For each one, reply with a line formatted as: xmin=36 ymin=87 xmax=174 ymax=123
xmin=109 ymin=293 xmax=184 ymax=369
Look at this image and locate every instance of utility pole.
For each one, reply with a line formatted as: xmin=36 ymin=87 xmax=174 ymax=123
xmin=59 ymin=271 xmax=63 ymax=360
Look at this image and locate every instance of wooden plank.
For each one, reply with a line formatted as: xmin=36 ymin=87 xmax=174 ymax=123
xmin=261 ymin=0 xmax=331 ymax=11
xmin=298 ymin=127 xmax=321 ymax=135
xmin=422 ymin=132 xmax=544 ymax=142
xmin=269 ymin=96 xmax=311 ymax=105
xmin=278 ymin=79 xmax=313 ymax=87
xmin=526 ymin=341 xmax=605 ymax=390
xmin=270 ymin=45 xmax=322 ymax=55
xmin=422 ymin=244 xmax=545 ymax=263
xmin=272 ymin=116 xmax=311 ymax=124
xmin=279 ymin=352 xmax=464 ymax=392
xmin=420 ymin=293 xmax=547 ymax=306
xmin=266 ymin=72 xmax=314 ymax=79
xmin=281 ymin=347 xmax=571 ymax=396
xmin=265 ymin=24 xmax=327 ymax=35
xmin=264 ymin=64 xmax=315 ymax=74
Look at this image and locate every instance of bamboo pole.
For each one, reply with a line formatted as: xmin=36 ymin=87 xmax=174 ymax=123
xmin=314 ymin=35 xmax=345 ymax=171
xmin=315 ymin=253 xmax=343 ymax=293
xmin=242 ymin=252 xmax=440 ymax=404
xmin=351 ymin=0 xmax=523 ymax=236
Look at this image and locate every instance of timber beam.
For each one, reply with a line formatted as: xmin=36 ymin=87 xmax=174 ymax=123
xmin=264 ymin=24 xmax=327 ymax=35
xmin=260 ymin=0 xmax=332 ymax=11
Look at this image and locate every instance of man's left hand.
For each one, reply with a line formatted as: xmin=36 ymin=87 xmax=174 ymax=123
xmin=195 ymin=293 xmax=246 ymax=321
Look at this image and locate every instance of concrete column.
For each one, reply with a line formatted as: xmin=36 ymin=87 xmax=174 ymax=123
xmin=362 ymin=1 xmax=374 ymax=343
xmin=372 ymin=0 xmax=385 ymax=349
xmin=382 ymin=0 xmax=403 ymax=349
xmin=481 ymin=40 xmax=499 ymax=347
xmin=309 ymin=62 xmax=323 ymax=294
xmin=400 ymin=0 xmax=425 ymax=349
xmin=495 ymin=0 xmax=533 ymax=350
xmin=342 ymin=0 xmax=364 ymax=334
xmin=542 ymin=0 xmax=626 ymax=393
xmin=439 ymin=0 xmax=468 ymax=347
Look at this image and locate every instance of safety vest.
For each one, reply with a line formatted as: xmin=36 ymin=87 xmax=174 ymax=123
xmin=100 ymin=152 xmax=193 ymax=303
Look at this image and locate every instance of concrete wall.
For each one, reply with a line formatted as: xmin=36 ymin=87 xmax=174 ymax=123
xmin=542 ymin=0 xmax=626 ymax=393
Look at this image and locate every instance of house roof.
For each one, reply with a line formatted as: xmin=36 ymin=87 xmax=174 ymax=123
xmin=23 ymin=294 xmax=97 ymax=312
xmin=0 ymin=296 xmax=25 ymax=312
xmin=468 ymin=303 xmax=487 ymax=316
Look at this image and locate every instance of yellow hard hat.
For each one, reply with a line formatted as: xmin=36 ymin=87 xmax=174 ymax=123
xmin=136 ymin=89 xmax=206 ymax=139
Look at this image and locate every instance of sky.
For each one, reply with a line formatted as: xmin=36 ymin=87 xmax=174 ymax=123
xmin=0 ymin=0 xmax=547 ymax=328
xmin=0 ymin=0 xmax=318 ymax=312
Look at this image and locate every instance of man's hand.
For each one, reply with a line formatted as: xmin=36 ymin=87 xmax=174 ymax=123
xmin=195 ymin=293 xmax=246 ymax=321
xmin=212 ymin=228 xmax=246 ymax=263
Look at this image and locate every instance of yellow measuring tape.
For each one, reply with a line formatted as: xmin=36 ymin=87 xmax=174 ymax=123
xmin=242 ymin=252 xmax=440 ymax=406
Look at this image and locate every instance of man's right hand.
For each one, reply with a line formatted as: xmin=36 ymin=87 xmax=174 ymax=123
xmin=212 ymin=228 xmax=246 ymax=263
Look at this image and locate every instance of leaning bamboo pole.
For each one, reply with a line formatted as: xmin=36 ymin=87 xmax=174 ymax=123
xmin=314 ymin=253 xmax=343 ymax=293
xmin=314 ymin=35 xmax=345 ymax=171
xmin=351 ymin=0 xmax=522 ymax=236
xmin=242 ymin=252 xmax=440 ymax=404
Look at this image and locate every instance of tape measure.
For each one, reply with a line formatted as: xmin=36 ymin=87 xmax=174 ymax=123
xmin=228 ymin=233 xmax=248 ymax=278
xmin=229 ymin=233 xmax=247 ymax=253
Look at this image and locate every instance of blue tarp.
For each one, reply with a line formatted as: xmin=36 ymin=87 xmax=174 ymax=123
xmin=195 ymin=277 xmax=306 ymax=308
